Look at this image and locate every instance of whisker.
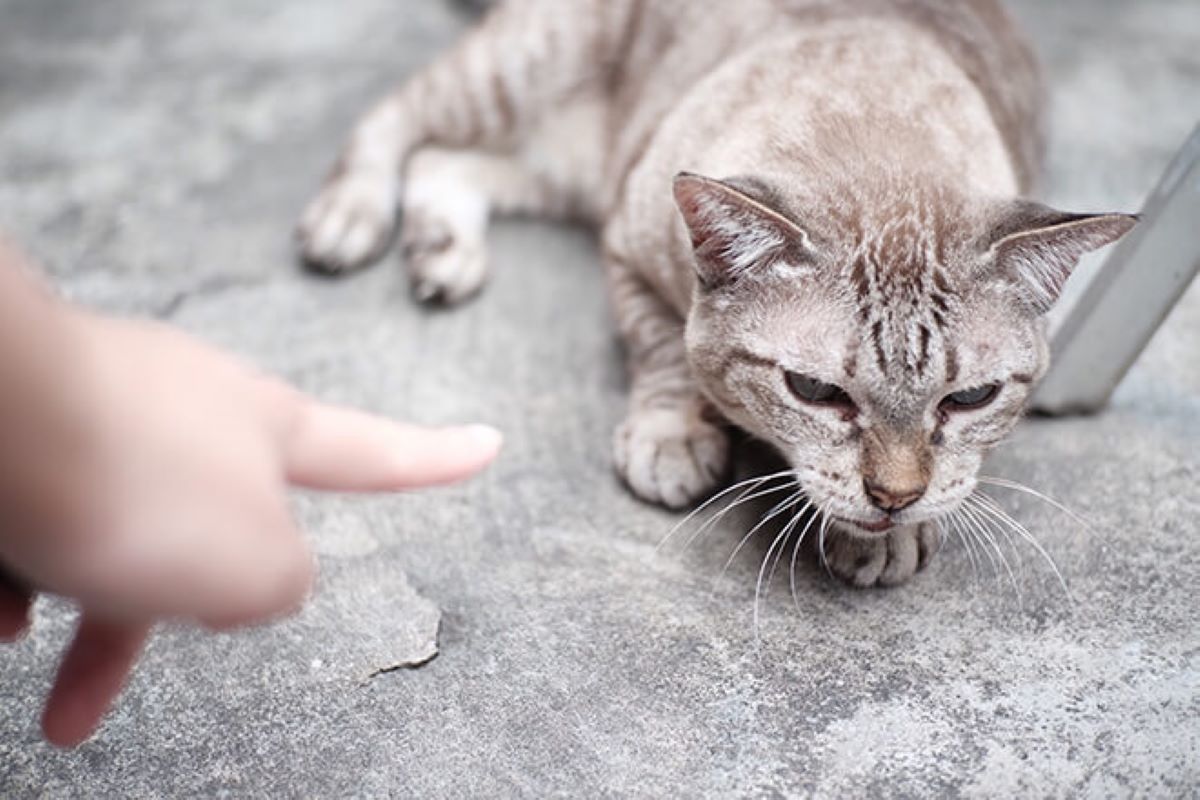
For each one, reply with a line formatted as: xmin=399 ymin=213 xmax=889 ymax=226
xmin=967 ymin=497 xmax=1034 ymax=590
xmin=679 ymin=481 xmax=794 ymax=555
xmin=973 ymin=493 xmax=1071 ymax=599
xmin=967 ymin=496 xmax=1027 ymax=577
xmin=962 ymin=497 xmax=1024 ymax=609
xmin=972 ymin=492 xmax=1073 ymax=603
xmin=960 ymin=499 xmax=1021 ymax=603
xmin=957 ymin=501 xmax=1002 ymax=580
xmin=713 ymin=491 xmax=804 ymax=589
xmin=789 ymin=504 xmax=823 ymax=614
xmin=656 ymin=469 xmax=796 ymax=553
xmin=976 ymin=476 xmax=1097 ymax=535
xmin=753 ymin=506 xmax=807 ymax=643
xmin=933 ymin=516 xmax=954 ymax=571
xmin=764 ymin=502 xmax=810 ymax=598
xmin=816 ymin=506 xmax=833 ymax=579
xmin=946 ymin=508 xmax=981 ymax=581
xmin=960 ymin=515 xmax=992 ymax=591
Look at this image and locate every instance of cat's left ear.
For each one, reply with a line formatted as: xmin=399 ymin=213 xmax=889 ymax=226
xmin=984 ymin=201 xmax=1138 ymax=314
xmin=673 ymin=173 xmax=813 ymax=288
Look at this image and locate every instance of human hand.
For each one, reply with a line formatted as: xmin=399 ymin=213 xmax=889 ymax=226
xmin=0 ymin=310 xmax=501 ymax=747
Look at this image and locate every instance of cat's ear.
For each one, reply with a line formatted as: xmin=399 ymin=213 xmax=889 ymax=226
xmin=984 ymin=201 xmax=1138 ymax=314
xmin=673 ymin=173 xmax=812 ymax=288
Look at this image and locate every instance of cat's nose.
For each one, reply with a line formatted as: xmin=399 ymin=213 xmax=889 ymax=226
xmin=864 ymin=479 xmax=925 ymax=512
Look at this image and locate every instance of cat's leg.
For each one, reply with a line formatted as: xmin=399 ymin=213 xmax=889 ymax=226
xmin=399 ymin=147 xmax=552 ymax=303
xmin=607 ymin=257 xmax=731 ymax=509
xmin=822 ymin=524 xmax=941 ymax=588
xmin=298 ymin=0 xmax=632 ymax=272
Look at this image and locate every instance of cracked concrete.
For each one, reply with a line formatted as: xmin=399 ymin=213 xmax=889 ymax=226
xmin=0 ymin=1 xmax=1197 ymax=797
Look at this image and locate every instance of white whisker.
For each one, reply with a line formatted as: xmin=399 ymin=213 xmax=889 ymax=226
xmin=969 ymin=497 xmax=1026 ymax=577
xmin=977 ymin=476 xmax=1097 ymax=535
xmin=957 ymin=501 xmax=1002 ymax=579
xmin=714 ymin=491 xmax=804 ymax=589
xmin=933 ymin=516 xmax=953 ymax=570
xmin=753 ymin=507 xmax=807 ymax=643
xmin=947 ymin=508 xmax=981 ymax=581
xmin=764 ymin=501 xmax=811 ymax=598
xmin=960 ymin=499 xmax=1022 ymax=605
xmin=680 ymin=481 xmax=793 ymax=555
xmin=655 ymin=469 xmax=795 ymax=554
xmin=816 ymin=507 xmax=833 ymax=579
xmin=789 ymin=505 xmax=823 ymax=614
xmin=973 ymin=492 xmax=1073 ymax=603
xmin=962 ymin=497 xmax=1024 ymax=608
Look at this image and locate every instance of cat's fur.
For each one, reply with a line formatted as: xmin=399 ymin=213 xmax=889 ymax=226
xmin=298 ymin=0 xmax=1135 ymax=587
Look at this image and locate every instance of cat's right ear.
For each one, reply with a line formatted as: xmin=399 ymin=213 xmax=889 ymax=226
xmin=673 ymin=173 xmax=812 ymax=288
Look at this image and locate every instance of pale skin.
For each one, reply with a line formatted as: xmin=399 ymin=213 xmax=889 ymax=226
xmin=0 ymin=237 xmax=502 ymax=748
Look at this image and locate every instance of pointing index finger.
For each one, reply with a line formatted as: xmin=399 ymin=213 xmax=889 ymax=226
xmin=283 ymin=402 xmax=502 ymax=492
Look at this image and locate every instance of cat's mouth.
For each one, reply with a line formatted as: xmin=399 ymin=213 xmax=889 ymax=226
xmin=836 ymin=516 xmax=895 ymax=535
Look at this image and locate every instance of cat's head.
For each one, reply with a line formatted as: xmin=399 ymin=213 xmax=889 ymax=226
xmin=675 ymin=172 xmax=1135 ymax=536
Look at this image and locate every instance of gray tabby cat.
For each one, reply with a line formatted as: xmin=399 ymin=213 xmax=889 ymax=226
xmin=298 ymin=0 xmax=1135 ymax=587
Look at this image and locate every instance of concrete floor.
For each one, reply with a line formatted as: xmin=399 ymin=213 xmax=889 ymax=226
xmin=1 ymin=1 xmax=1197 ymax=797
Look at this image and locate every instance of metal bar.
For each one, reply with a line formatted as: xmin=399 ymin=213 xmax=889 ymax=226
xmin=1032 ymin=124 xmax=1200 ymax=415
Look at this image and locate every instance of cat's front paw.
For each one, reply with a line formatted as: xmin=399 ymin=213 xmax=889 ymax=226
xmin=823 ymin=523 xmax=940 ymax=588
xmin=297 ymin=166 xmax=399 ymax=273
xmin=401 ymin=209 xmax=488 ymax=305
xmin=613 ymin=408 xmax=730 ymax=509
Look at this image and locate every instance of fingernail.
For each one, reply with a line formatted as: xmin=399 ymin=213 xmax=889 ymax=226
xmin=462 ymin=424 xmax=503 ymax=451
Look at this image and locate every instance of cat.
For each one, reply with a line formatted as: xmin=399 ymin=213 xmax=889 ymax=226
xmin=297 ymin=0 xmax=1135 ymax=587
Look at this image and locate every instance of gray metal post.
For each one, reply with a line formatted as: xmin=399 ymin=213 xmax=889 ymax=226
xmin=1033 ymin=124 xmax=1200 ymax=415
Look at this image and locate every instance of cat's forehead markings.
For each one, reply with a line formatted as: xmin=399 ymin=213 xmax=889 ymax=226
xmin=850 ymin=256 xmax=871 ymax=313
xmin=858 ymin=299 xmax=955 ymax=391
xmin=842 ymin=344 xmax=859 ymax=379
xmin=915 ymin=324 xmax=933 ymax=377
xmin=929 ymin=273 xmax=953 ymax=330
xmin=869 ymin=320 xmax=888 ymax=374
xmin=945 ymin=345 xmax=961 ymax=384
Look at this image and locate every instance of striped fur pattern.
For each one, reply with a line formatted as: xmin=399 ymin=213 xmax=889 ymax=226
xmin=298 ymin=0 xmax=1135 ymax=586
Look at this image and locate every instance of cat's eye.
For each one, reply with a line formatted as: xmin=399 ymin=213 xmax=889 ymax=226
xmin=785 ymin=372 xmax=853 ymax=408
xmin=941 ymin=383 xmax=1001 ymax=411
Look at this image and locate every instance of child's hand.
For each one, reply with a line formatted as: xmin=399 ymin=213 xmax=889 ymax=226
xmin=0 ymin=310 xmax=501 ymax=747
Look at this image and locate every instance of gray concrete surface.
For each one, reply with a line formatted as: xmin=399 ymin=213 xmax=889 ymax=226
xmin=0 ymin=1 xmax=1197 ymax=796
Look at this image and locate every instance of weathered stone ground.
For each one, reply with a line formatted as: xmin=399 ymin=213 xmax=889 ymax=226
xmin=0 ymin=1 xmax=1196 ymax=796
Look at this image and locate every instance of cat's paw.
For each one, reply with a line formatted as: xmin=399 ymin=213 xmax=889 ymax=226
xmin=823 ymin=523 xmax=940 ymax=588
xmin=400 ymin=210 xmax=488 ymax=305
xmin=297 ymin=166 xmax=399 ymax=273
xmin=613 ymin=408 xmax=730 ymax=509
